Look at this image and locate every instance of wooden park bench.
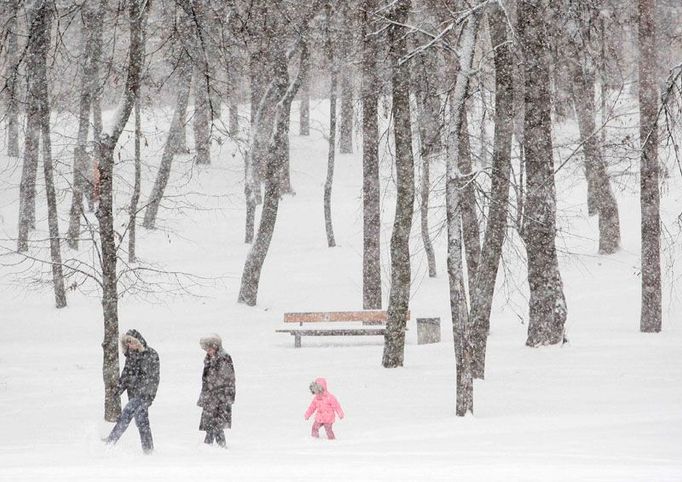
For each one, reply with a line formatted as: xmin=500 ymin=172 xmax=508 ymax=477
xmin=276 ymin=310 xmax=410 ymax=348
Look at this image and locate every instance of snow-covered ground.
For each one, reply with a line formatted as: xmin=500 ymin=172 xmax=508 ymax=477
xmin=0 ymin=99 xmax=681 ymax=481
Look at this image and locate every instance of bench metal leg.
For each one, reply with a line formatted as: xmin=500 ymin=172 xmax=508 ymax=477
xmin=294 ymin=334 xmax=301 ymax=348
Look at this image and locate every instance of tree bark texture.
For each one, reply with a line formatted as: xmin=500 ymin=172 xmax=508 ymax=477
xmin=361 ymin=0 xmax=382 ymax=309
xmin=571 ymin=69 xmax=621 ymax=254
xmin=382 ymin=0 xmax=414 ymax=369
xmin=458 ymin=113 xmax=480 ymax=294
xmin=30 ymin=3 xmax=67 ymax=308
xmin=338 ymin=2 xmax=354 ymax=154
xmin=445 ymin=8 xmax=482 ymax=417
xmin=67 ymin=1 xmax=103 ymax=249
xmin=17 ymin=1 xmax=45 ymax=252
xmin=411 ymin=26 xmax=441 ymax=279
xmin=143 ymin=52 xmax=193 ymax=229
xmin=95 ymin=0 xmax=149 ymax=421
xmin=637 ymin=0 xmax=662 ymax=333
xmin=128 ymin=98 xmax=142 ymax=263
xmin=518 ymin=0 xmax=567 ymax=347
xmin=4 ymin=0 xmax=20 ymax=157
xmin=470 ymin=5 xmax=514 ymax=379
xmin=324 ymin=9 xmax=338 ymax=248
xmin=238 ymin=42 xmax=311 ymax=306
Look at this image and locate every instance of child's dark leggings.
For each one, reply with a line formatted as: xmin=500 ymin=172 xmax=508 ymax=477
xmin=311 ymin=421 xmax=335 ymax=440
xmin=204 ymin=429 xmax=226 ymax=447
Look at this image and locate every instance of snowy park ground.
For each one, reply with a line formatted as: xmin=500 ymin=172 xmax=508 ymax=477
xmin=0 ymin=99 xmax=681 ymax=481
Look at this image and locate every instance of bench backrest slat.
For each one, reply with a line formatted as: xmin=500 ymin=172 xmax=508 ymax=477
xmin=283 ymin=310 xmax=410 ymax=323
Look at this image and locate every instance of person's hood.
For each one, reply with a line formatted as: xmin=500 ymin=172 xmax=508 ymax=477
xmin=121 ymin=329 xmax=148 ymax=353
xmin=200 ymin=334 xmax=223 ymax=352
xmin=315 ymin=377 xmax=328 ymax=393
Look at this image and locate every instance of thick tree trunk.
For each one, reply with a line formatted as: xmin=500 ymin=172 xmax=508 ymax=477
xmin=5 ymin=0 xmax=20 ymax=158
xmin=458 ymin=113 xmax=480 ymax=292
xmin=445 ymin=8 xmax=482 ymax=417
xmin=470 ymin=5 xmax=514 ymax=379
xmin=382 ymin=0 xmax=414 ymax=369
xmin=361 ymin=0 xmax=382 ymax=309
xmin=95 ymin=0 xmax=148 ymax=421
xmin=143 ymin=53 xmax=193 ymax=229
xmin=638 ymin=0 xmax=661 ymax=333
xmin=571 ymin=69 xmax=621 ymax=254
xmin=518 ymin=0 xmax=567 ymax=347
xmin=97 ymin=140 xmax=122 ymax=421
xmin=238 ymin=43 xmax=310 ymax=306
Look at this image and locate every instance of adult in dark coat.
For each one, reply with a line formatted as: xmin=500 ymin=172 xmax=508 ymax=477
xmin=105 ymin=329 xmax=160 ymax=453
xmin=198 ymin=334 xmax=236 ymax=447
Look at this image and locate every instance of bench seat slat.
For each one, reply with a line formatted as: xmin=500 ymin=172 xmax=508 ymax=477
xmin=283 ymin=310 xmax=410 ymax=323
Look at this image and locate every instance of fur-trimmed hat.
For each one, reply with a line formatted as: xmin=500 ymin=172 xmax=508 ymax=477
xmin=200 ymin=334 xmax=223 ymax=351
xmin=120 ymin=331 xmax=146 ymax=352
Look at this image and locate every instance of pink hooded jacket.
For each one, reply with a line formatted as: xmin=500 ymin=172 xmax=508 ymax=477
xmin=304 ymin=378 xmax=344 ymax=424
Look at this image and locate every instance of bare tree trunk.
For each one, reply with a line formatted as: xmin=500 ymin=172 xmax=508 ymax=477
xmin=638 ymin=0 xmax=661 ymax=333
xmin=324 ymin=11 xmax=337 ymax=248
xmin=382 ymin=0 xmax=414 ymax=369
xmin=518 ymin=0 xmax=567 ymax=347
xmin=95 ymin=0 xmax=148 ymax=421
xmin=67 ymin=1 xmax=100 ymax=249
xmin=361 ymin=0 xmax=382 ymax=309
xmin=459 ymin=113 xmax=480 ymax=292
xmin=470 ymin=5 xmax=513 ymax=379
xmin=17 ymin=3 xmax=44 ymax=252
xmin=445 ymin=8 xmax=482 ymax=417
xmin=299 ymin=67 xmax=310 ymax=136
xmin=412 ymin=26 xmax=441 ymax=279
xmin=31 ymin=3 xmax=66 ymax=309
xmin=128 ymin=98 xmax=142 ymax=263
xmin=143 ymin=53 xmax=193 ymax=229
xmin=4 ymin=0 xmax=20 ymax=158
xmin=89 ymin=4 xmax=106 ymax=209
xmin=571 ymin=69 xmax=621 ymax=254
xmin=338 ymin=2 xmax=353 ymax=154
xmin=193 ymin=65 xmax=212 ymax=165
xmin=238 ymin=44 xmax=310 ymax=306
xmin=419 ymin=151 xmax=437 ymax=277
xmin=339 ymin=77 xmax=353 ymax=154
xmin=226 ymin=45 xmax=240 ymax=137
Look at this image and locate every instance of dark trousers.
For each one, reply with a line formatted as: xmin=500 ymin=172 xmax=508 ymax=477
xmin=106 ymin=397 xmax=154 ymax=452
xmin=204 ymin=429 xmax=226 ymax=447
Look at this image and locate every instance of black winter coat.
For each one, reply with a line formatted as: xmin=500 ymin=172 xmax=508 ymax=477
xmin=116 ymin=329 xmax=160 ymax=404
xmin=198 ymin=350 xmax=235 ymax=431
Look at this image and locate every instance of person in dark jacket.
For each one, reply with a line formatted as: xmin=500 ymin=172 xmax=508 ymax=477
xmin=105 ymin=329 xmax=160 ymax=454
xmin=197 ymin=334 xmax=235 ymax=448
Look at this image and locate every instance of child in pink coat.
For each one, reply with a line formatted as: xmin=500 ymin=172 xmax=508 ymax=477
xmin=304 ymin=378 xmax=344 ymax=439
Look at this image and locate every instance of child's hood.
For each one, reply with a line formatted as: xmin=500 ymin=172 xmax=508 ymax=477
xmin=315 ymin=377 xmax=328 ymax=393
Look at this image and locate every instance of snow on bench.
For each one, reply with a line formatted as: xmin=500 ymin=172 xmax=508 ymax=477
xmin=276 ymin=310 xmax=410 ymax=348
